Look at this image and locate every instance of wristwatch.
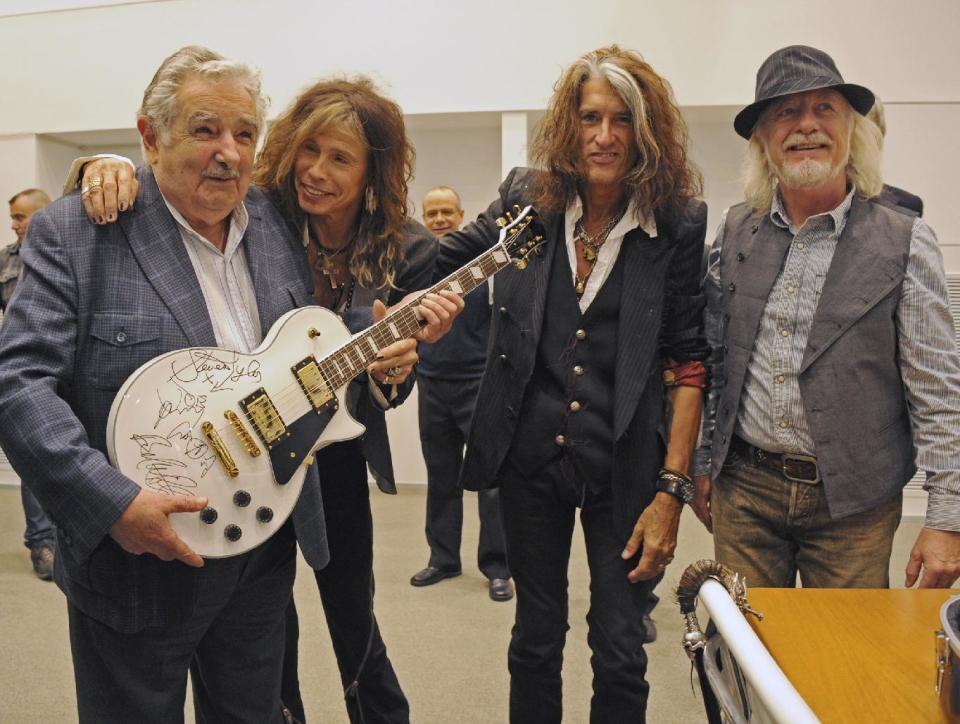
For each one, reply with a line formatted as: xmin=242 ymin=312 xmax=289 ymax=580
xmin=656 ymin=470 xmax=694 ymax=505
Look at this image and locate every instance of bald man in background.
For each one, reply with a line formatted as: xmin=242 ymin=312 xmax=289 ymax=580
xmin=3 ymin=187 xmax=55 ymax=580
xmin=412 ymin=186 xmax=512 ymax=601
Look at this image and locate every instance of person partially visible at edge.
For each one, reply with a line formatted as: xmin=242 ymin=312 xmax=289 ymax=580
xmin=411 ymin=185 xmax=513 ymax=602
xmin=693 ymin=45 xmax=960 ymax=591
xmin=434 ymin=45 xmax=708 ymax=722
xmin=866 ymin=97 xmax=924 ymax=216
xmin=74 ymin=76 xmax=464 ymax=724
xmin=3 ymin=187 xmax=56 ymax=581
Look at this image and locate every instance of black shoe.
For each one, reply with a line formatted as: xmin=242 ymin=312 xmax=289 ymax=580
xmin=642 ymin=613 xmax=657 ymax=643
xmin=488 ymin=577 xmax=514 ymax=602
xmin=410 ymin=566 xmax=461 ymax=587
xmin=30 ymin=543 xmax=54 ymax=581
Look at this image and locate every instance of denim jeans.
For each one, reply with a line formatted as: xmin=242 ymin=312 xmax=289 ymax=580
xmin=712 ymin=449 xmax=902 ymax=588
xmin=21 ymin=483 xmax=55 ymax=549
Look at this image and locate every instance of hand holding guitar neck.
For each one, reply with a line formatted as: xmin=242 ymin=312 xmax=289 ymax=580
xmin=404 ymin=290 xmax=465 ymax=344
xmin=368 ymin=299 xmax=419 ymax=385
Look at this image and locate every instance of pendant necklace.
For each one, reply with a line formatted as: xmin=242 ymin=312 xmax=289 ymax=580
xmin=312 ymin=229 xmax=355 ymax=291
xmin=574 ymin=205 xmax=628 ymax=297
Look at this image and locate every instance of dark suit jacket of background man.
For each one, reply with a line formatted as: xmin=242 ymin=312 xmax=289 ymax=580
xmin=435 ymin=167 xmax=707 ymax=540
xmin=0 ymin=167 xmax=329 ymax=634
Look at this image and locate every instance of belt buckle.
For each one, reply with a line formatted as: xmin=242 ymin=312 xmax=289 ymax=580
xmin=782 ymin=453 xmax=821 ymax=484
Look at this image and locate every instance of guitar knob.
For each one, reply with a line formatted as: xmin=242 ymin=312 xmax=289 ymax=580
xmin=256 ymin=507 xmax=274 ymax=523
xmin=200 ymin=507 xmax=218 ymax=524
xmin=224 ymin=524 xmax=242 ymax=542
xmin=233 ymin=490 xmax=252 ymax=507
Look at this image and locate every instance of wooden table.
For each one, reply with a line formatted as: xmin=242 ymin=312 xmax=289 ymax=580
xmin=746 ymin=588 xmax=957 ymax=723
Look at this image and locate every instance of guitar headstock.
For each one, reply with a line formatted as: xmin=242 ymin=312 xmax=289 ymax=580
xmin=496 ymin=205 xmax=546 ymax=270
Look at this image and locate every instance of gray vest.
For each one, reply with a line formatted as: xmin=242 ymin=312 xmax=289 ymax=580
xmin=712 ymin=197 xmax=916 ymax=518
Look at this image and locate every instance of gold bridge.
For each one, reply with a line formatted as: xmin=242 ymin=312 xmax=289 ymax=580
xmin=292 ymin=357 xmax=337 ymax=413
xmin=224 ymin=409 xmax=261 ymax=457
xmin=238 ymin=388 xmax=289 ymax=449
xmin=201 ymin=421 xmax=239 ymax=477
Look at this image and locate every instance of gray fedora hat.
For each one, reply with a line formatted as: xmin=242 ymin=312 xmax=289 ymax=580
xmin=734 ymin=45 xmax=875 ymax=139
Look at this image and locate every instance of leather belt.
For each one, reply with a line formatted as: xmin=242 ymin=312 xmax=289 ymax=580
xmin=730 ymin=435 xmax=821 ymax=484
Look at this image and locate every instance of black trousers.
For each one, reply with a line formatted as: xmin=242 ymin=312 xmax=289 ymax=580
xmin=283 ymin=440 xmax=408 ymax=724
xmin=69 ymin=522 xmax=296 ymax=724
xmin=498 ymin=457 xmax=655 ymax=724
xmin=417 ymin=375 xmax=508 ymax=579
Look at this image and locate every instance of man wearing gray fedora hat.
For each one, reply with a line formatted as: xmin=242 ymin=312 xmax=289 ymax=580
xmin=692 ymin=45 xmax=960 ymax=589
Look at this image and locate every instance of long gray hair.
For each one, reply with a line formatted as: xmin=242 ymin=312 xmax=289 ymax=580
xmin=742 ymin=109 xmax=883 ymax=213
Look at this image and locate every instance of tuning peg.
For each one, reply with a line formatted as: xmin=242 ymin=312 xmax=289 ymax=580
xmin=515 ymin=259 xmax=528 ymax=270
xmin=495 ymin=216 xmax=507 ymax=228
xmin=512 ymin=205 xmax=522 ymax=216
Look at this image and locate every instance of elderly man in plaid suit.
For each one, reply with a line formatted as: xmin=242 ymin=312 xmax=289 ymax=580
xmin=0 ymin=46 xmax=332 ymax=722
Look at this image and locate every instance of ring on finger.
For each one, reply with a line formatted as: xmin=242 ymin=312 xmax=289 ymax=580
xmin=81 ymin=177 xmax=103 ymax=196
xmin=384 ymin=365 xmax=403 ymax=380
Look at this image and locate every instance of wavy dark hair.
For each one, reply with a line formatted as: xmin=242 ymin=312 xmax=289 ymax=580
xmin=252 ymin=77 xmax=414 ymax=289
xmin=531 ymin=45 xmax=702 ymax=220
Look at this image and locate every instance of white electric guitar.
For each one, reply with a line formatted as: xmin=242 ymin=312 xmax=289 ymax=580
xmin=107 ymin=206 xmax=545 ymax=557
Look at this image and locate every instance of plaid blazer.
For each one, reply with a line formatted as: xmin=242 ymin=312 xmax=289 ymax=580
xmin=0 ymin=168 xmax=328 ymax=632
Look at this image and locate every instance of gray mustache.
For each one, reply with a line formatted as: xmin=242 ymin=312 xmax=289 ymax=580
xmin=783 ymin=133 xmax=832 ymax=151
xmin=203 ymin=168 xmax=240 ymax=180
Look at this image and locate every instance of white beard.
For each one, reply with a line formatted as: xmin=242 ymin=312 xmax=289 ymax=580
xmin=777 ymin=157 xmax=842 ymax=189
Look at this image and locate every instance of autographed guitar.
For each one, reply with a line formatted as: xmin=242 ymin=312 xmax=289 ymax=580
xmin=107 ymin=206 xmax=545 ymax=557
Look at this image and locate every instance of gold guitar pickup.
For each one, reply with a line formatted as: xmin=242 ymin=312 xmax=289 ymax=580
xmin=292 ymin=357 xmax=337 ymax=413
xmin=201 ymin=421 xmax=239 ymax=478
xmin=238 ymin=388 xmax=289 ymax=448
xmin=224 ymin=409 xmax=261 ymax=457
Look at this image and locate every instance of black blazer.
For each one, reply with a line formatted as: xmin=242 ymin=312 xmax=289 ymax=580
xmin=875 ymin=183 xmax=923 ymax=217
xmin=436 ymin=168 xmax=707 ymax=539
xmin=343 ymin=219 xmax=438 ymax=493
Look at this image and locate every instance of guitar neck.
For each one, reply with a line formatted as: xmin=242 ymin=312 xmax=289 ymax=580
xmin=316 ymin=241 xmax=512 ymax=389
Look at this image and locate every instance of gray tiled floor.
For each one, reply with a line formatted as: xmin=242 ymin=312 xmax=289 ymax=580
xmin=0 ymin=484 xmax=926 ymax=723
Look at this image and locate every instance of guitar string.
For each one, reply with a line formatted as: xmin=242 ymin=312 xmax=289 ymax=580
xmin=201 ymin=239 xmax=519 ymax=442
xmin=198 ymin=226 xmax=530 ymax=441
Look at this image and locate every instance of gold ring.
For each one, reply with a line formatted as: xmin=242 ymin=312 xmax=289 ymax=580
xmin=80 ymin=177 xmax=103 ymax=196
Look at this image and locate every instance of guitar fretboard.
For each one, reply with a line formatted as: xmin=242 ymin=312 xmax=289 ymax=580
xmin=315 ymin=242 xmax=514 ymax=389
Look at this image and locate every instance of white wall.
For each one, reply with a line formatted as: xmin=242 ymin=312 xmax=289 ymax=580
xmin=1 ymin=0 xmax=958 ymax=133
xmin=1 ymin=0 xmax=958 ymax=486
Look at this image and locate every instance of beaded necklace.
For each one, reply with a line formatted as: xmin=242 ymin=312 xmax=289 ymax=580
xmin=573 ymin=205 xmax=628 ymax=297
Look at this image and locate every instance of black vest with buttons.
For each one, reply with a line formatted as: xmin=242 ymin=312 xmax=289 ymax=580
xmin=506 ymin=236 xmax=624 ymax=491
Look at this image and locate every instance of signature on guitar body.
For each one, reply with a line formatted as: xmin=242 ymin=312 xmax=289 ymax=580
xmin=107 ymin=205 xmax=546 ymax=557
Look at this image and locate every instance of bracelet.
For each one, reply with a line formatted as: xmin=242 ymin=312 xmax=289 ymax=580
xmin=659 ymin=467 xmax=692 ymax=484
xmin=656 ymin=468 xmax=694 ymax=505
